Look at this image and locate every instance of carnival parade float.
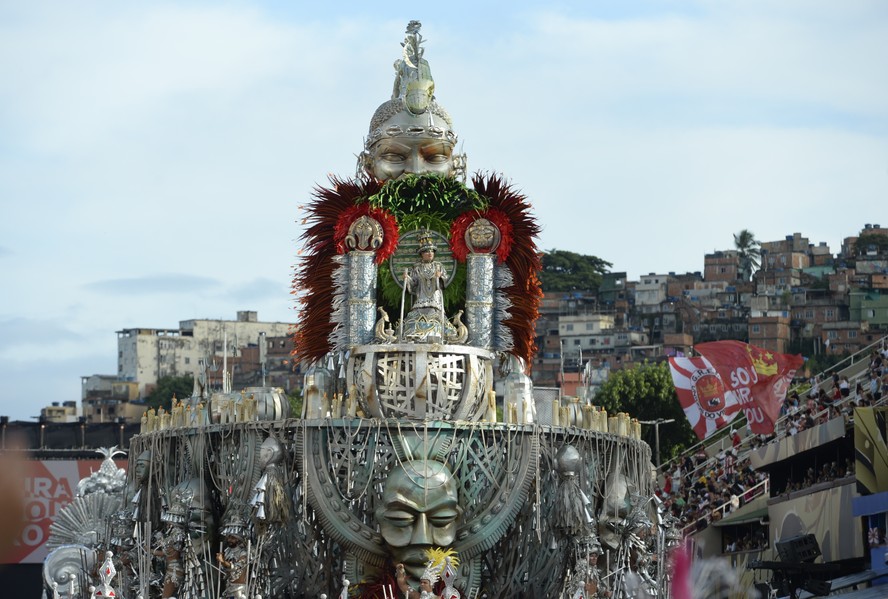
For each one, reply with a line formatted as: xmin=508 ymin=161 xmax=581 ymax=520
xmin=42 ymin=22 xmax=679 ymax=599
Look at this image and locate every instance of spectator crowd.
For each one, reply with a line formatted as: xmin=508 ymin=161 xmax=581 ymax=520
xmin=655 ymin=342 xmax=888 ymax=539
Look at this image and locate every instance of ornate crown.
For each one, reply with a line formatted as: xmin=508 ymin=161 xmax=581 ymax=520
xmin=161 ymin=487 xmax=194 ymax=524
xmin=417 ymin=230 xmax=438 ymax=253
xmin=420 ymin=561 xmax=440 ymax=585
xmin=746 ymin=345 xmax=778 ymax=376
xmin=697 ymin=377 xmax=722 ymax=399
xmin=220 ymin=512 xmax=249 ymax=538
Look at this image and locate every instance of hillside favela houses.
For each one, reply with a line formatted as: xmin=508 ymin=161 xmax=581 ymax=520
xmin=2 ymin=21 xmax=884 ymax=599
xmin=31 ymin=224 xmax=888 ymax=426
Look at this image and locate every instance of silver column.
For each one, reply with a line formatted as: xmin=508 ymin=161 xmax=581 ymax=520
xmin=466 ymin=253 xmax=494 ymax=348
xmin=347 ymin=250 xmax=377 ymax=346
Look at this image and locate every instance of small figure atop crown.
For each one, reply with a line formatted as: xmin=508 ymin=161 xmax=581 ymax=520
xmin=359 ymin=21 xmax=465 ymax=182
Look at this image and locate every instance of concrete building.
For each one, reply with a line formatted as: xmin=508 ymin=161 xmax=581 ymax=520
xmin=828 ymin=269 xmax=854 ymax=296
xmin=821 ymin=321 xmax=869 ymax=355
xmin=116 ymin=311 xmax=292 ymax=397
xmin=79 ymin=375 xmax=141 ymax=423
xmin=755 ymin=268 xmax=802 ymax=297
xmin=690 ymin=320 xmax=749 ymax=344
xmin=748 ymin=312 xmax=791 ymax=354
xmin=760 ymin=233 xmax=811 ymax=271
xmin=533 ymin=291 xmax=601 ymax=387
xmin=850 ymin=289 xmax=888 ymax=330
xmin=704 ymin=250 xmax=740 ymax=283
xmin=663 ymin=332 xmax=693 ymax=357
xmin=634 ymin=273 xmax=669 ymax=314
xmin=598 ymin=272 xmax=628 ymax=308
xmin=666 ymin=272 xmax=703 ymax=301
xmin=807 ymin=241 xmax=833 ymax=267
xmin=40 ymin=401 xmax=78 ymax=423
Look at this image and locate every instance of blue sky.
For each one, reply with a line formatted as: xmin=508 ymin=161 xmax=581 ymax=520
xmin=1 ymin=1 xmax=886 ymax=421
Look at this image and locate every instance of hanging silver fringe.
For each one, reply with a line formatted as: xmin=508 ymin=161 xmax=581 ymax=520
xmin=328 ymin=255 xmax=349 ymax=353
xmin=493 ymin=265 xmax=514 ymax=352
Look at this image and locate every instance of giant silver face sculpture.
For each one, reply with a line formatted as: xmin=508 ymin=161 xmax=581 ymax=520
xmin=366 ymin=111 xmax=456 ymax=181
xmin=376 ymin=459 xmax=462 ymax=582
xmin=360 ymin=22 xmax=463 ymax=182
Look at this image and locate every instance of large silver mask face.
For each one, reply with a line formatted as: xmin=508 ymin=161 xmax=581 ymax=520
xmin=376 ymin=460 xmax=462 ymax=581
xmin=367 ymin=112 xmax=455 ymax=181
xmin=376 ymin=460 xmax=462 ymax=580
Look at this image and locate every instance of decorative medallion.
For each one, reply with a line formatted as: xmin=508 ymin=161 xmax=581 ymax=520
xmin=345 ymin=215 xmax=384 ymax=251
xmin=464 ymin=218 xmax=501 ymax=254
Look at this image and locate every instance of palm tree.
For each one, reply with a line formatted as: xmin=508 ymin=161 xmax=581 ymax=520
xmin=733 ymin=229 xmax=761 ymax=282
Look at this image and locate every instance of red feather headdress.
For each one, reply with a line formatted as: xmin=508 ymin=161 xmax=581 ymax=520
xmin=291 ymin=177 xmax=382 ymax=365
xmin=471 ymin=174 xmax=542 ymax=370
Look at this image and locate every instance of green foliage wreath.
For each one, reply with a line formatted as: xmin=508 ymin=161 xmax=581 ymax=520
xmin=366 ymin=175 xmax=484 ymax=318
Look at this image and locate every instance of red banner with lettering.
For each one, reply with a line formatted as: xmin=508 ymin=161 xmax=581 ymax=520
xmin=693 ymin=340 xmax=803 ymax=435
xmin=1 ymin=459 xmax=127 ymax=564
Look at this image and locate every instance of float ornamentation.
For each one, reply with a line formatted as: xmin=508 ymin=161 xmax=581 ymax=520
xmin=42 ymin=21 xmax=672 ymax=599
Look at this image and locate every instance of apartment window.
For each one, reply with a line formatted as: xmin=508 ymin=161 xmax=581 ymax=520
xmin=866 ymin=309 xmax=876 ymax=318
xmin=565 ymin=324 xmax=574 ymax=331
xmin=827 ymin=331 xmax=838 ymax=339
xmin=184 ymin=357 xmax=190 ymax=365
xmin=805 ymin=310 xmax=814 ymax=319
xmin=824 ymin=309 xmax=834 ymax=319
xmin=751 ymin=324 xmax=760 ymax=334
xmin=586 ymin=323 xmax=594 ymax=331
xmin=574 ymin=339 xmax=581 ymax=346
xmin=848 ymin=330 xmax=857 ymax=339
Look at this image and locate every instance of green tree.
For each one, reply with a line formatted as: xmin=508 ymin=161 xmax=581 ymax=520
xmin=593 ymin=361 xmax=695 ymax=464
xmin=144 ymin=374 xmax=194 ymax=410
xmin=539 ymin=249 xmax=611 ymax=292
xmin=733 ymin=229 xmax=761 ymax=282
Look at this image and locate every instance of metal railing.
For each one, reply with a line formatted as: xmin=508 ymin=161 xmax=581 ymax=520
xmin=680 ymin=477 xmax=770 ymax=536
